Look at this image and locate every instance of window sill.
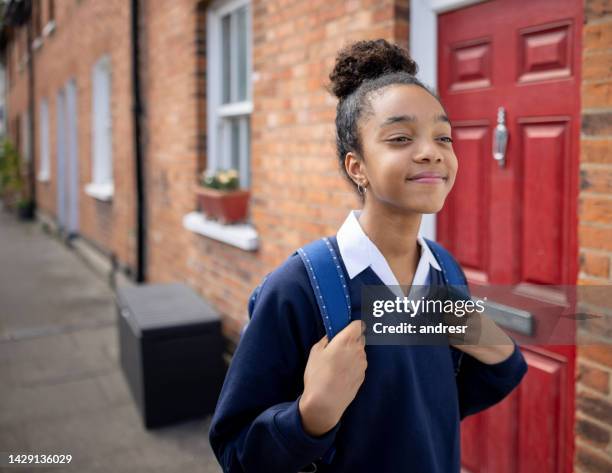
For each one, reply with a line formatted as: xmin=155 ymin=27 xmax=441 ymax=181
xmin=37 ymin=172 xmax=50 ymax=183
xmin=182 ymin=211 xmax=259 ymax=251
xmin=85 ymin=182 xmax=114 ymax=202
xmin=218 ymin=101 xmax=254 ymax=117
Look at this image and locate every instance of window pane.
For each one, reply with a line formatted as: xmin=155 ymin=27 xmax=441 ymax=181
xmin=221 ymin=14 xmax=231 ymax=104
xmin=237 ymin=6 xmax=248 ymax=101
xmin=39 ymin=100 xmax=49 ymax=176
xmin=230 ymin=118 xmax=240 ymax=172
xmin=242 ymin=117 xmax=250 ymax=187
xmin=92 ymin=59 xmax=113 ymax=185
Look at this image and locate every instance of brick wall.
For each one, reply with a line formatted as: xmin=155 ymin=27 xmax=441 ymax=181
xmin=575 ymin=0 xmax=612 ymax=470
xmin=6 ymin=0 xmax=137 ymax=270
xmin=145 ymin=0 xmax=410 ymax=340
xmin=143 ymin=0 xmax=204 ymax=291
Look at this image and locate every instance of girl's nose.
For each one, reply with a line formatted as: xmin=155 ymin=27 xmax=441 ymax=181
xmin=413 ymin=140 xmax=443 ymax=162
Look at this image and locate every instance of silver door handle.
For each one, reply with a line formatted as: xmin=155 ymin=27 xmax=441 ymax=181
xmin=493 ymin=106 xmax=508 ymax=168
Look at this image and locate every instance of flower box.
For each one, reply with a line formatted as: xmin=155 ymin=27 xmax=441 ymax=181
xmin=195 ymin=186 xmax=250 ymax=224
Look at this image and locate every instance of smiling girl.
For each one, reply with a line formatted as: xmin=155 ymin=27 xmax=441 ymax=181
xmin=209 ymin=39 xmax=527 ymax=473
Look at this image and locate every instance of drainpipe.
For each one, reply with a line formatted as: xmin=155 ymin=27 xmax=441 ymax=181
xmin=26 ymin=1 xmax=35 ymax=213
xmin=130 ymin=0 xmax=146 ymax=282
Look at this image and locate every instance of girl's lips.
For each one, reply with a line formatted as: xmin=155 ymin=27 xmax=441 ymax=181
xmin=407 ymin=177 xmax=446 ymax=184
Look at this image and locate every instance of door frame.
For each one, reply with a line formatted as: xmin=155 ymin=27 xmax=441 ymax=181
xmin=55 ymin=80 xmax=80 ymax=237
xmin=56 ymin=87 xmax=66 ymax=231
xmin=65 ymin=79 xmax=79 ymax=237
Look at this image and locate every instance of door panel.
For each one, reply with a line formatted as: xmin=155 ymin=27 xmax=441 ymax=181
xmin=520 ymin=119 xmax=570 ymax=285
xmin=516 ymin=349 xmax=566 ymax=473
xmin=461 ymin=347 xmax=571 ymax=473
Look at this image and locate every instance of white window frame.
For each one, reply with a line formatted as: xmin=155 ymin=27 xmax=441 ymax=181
xmin=207 ymin=0 xmax=253 ymax=189
xmin=37 ymin=98 xmax=50 ymax=182
xmin=85 ymin=55 xmax=114 ymax=201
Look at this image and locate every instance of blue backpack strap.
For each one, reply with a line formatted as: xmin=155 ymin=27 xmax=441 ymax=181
xmin=423 ymin=237 xmax=468 ymax=287
xmin=297 ymin=237 xmax=352 ymax=341
xmin=423 ymin=238 xmax=469 ymax=376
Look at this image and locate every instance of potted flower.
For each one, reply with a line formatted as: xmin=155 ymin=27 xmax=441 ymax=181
xmin=195 ymin=168 xmax=250 ymax=224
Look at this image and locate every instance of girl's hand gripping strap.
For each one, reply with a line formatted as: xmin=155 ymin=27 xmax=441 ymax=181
xmin=297 ymin=237 xmax=351 ymax=467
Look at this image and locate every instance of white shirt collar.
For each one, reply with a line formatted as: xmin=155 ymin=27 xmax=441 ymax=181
xmin=336 ymin=210 xmax=441 ymax=294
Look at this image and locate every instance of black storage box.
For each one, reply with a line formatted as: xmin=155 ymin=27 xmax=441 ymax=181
xmin=116 ymin=282 xmax=227 ymax=429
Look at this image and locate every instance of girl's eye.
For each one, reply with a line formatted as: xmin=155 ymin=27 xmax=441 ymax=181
xmin=439 ymin=136 xmax=454 ymax=143
xmin=389 ymin=137 xmax=412 ymax=143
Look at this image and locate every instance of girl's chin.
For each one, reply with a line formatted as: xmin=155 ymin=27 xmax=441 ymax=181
xmin=377 ymin=195 xmax=447 ymax=214
xmin=416 ymin=205 xmax=444 ymax=214
xmin=407 ymin=200 xmax=446 ymax=214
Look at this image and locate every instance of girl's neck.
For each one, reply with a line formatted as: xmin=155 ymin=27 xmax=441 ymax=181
xmin=357 ymin=201 xmax=422 ymax=261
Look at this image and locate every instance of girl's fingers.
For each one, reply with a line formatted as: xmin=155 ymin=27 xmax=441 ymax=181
xmin=320 ymin=320 xmax=367 ymax=349
xmin=329 ymin=319 xmax=361 ymax=346
xmin=356 ymin=321 xmax=367 ymax=344
xmin=317 ymin=334 xmax=329 ymax=349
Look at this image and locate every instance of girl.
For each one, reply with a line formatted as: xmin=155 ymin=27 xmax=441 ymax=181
xmin=209 ymin=39 xmax=527 ymax=473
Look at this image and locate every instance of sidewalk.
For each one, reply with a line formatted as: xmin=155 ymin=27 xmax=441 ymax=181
xmin=0 ymin=207 xmax=221 ymax=473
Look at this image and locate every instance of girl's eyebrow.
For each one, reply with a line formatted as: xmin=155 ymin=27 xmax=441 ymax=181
xmin=379 ymin=113 xmax=452 ymax=128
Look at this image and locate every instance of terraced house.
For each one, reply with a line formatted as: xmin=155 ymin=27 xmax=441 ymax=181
xmin=1 ymin=0 xmax=611 ymax=471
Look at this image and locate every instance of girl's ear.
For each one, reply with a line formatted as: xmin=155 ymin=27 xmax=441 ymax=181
xmin=345 ymin=151 xmax=368 ymax=186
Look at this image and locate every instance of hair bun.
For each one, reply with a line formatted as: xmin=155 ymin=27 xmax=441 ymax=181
xmin=328 ymin=39 xmax=418 ymax=100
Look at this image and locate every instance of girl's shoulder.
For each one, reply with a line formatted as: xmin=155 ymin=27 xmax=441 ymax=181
xmin=250 ymin=238 xmax=337 ymax=340
xmin=261 ymin=251 xmax=310 ymax=296
xmin=247 ymin=251 xmax=324 ymax=353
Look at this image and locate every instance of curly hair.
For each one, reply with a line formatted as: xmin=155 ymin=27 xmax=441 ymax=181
xmin=327 ymin=39 xmax=446 ymax=196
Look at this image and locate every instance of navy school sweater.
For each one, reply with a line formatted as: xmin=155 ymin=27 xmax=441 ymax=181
xmin=209 ymin=235 xmax=528 ymax=473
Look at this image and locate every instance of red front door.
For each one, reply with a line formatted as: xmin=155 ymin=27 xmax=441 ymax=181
xmin=436 ymin=1 xmax=582 ymax=472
